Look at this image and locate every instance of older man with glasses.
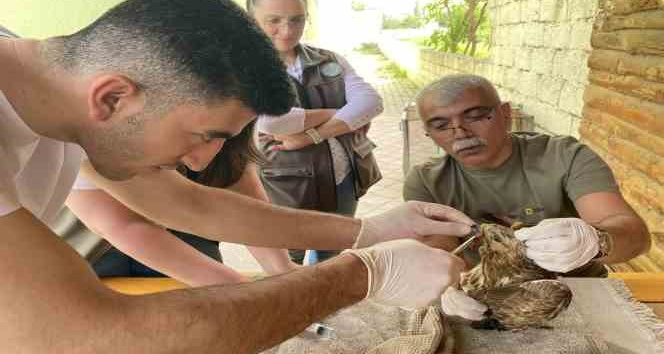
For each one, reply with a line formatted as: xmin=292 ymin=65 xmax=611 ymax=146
xmin=404 ymin=74 xmax=651 ymax=322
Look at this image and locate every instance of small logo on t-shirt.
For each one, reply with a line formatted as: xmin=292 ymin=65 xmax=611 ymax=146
xmin=521 ymin=206 xmax=545 ymax=225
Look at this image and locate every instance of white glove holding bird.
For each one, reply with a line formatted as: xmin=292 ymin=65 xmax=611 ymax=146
xmin=514 ymin=218 xmax=600 ymax=273
xmin=440 ymin=286 xmax=488 ymax=321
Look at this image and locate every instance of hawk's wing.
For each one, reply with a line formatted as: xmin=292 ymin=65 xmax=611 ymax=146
xmin=477 ymin=279 xmax=573 ymax=330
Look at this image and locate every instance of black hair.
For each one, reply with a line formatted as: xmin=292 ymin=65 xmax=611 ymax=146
xmin=183 ymin=120 xmax=265 ymax=188
xmin=52 ymin=0 xmax=294 ymax=115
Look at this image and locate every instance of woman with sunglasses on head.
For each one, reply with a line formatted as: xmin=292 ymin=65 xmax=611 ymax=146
xmin=247 ymin=0 xmax=384 ymax=264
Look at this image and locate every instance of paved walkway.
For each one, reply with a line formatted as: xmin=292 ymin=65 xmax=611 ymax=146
xmin=220 ymin=49 xmax=427 ymax=272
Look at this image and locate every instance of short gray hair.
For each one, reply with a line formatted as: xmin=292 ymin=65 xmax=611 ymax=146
xmin=416 ymin=74 xmax=500 ymax=108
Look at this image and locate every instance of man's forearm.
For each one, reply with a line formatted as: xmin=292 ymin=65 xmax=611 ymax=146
xmin=102 ymin=253 xmax=367 ymax=353
xmin=247 ymin=246 xmax=298 ymax=275
xmin=81 ymin=163 xmax=361 ymax=249
xmin=593 ymin=213 xmax=651 ymax=264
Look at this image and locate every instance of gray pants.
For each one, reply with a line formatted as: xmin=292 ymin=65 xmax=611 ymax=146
xmin=289 ymin=173 xmax=358 ymax=265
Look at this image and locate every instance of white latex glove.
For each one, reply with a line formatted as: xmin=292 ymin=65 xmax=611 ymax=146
xmin=440 ymin=286 xmax=488 ymax=321
xmin=514 ymin=218 xmax=599 ymax=273
xmin=346 ymin=239 xmax=465 ymax=309
xmin=354 ymin=201 xmax=475 ymax=248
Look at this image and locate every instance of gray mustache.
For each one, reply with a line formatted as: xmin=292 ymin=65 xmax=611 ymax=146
xmin=452 ymin=137 xmax=486 ymax=153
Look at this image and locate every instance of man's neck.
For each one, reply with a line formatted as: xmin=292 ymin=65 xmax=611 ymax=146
xmin=0 ymin=38 xmax=79 ymax=142
xmin=489 ymin=136 xmax=514 ymax=169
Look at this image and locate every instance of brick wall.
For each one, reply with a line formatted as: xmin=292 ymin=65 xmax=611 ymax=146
xmin=580 ymin=0 xmax=664 ymax=272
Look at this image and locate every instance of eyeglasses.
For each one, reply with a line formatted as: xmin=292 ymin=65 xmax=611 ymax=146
xmin=263 ymin=15 xmax=307 ymax=30
xmin=425 ymin=105 xmax=497 ymax=139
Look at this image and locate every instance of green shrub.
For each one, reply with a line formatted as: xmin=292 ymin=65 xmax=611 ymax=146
xmin=351 ymin=1 xmax=367 ymax=11
xmin=354 ymin=42 xmax=382 ymax=55
xmin=382 ymin=14 xmax=424 ymax=29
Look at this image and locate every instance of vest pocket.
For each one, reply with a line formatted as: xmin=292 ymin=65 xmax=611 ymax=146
xmin=260 ymin=165 xmax=319 ymax=209
xmin=350 ymin=135 xmax=382 ymax=197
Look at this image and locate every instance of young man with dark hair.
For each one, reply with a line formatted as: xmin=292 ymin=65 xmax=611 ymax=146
xmin=0 ymin=1 xmax=474 ymax=352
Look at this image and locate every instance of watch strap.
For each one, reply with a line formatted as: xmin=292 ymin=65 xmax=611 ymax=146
xmin=305 ymin=128 xmax=323 ymax=144
xmin=593 ymin=227 xmax=614 ymax=259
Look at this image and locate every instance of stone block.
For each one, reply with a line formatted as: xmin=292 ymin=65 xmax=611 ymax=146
xmin=492 ymin=65 xmax=507 ymax=84
xmin=525 ymin=22 xmax=546 ymax=47
xmin=508 ymin=1 xmax=523 ymax=23
xmin=583 ymin=84 xmax=664 ymax=133
xmin=539 ymin=109 xmax=574 ymax=134
xmin=499 ymin=4 xmax=511 ymax=24
xmin=570 ymin=116 xmax=582 ymax=138
xmin=519 ymin=70 xmax=540 ymax=97
xmin=553 ymin=50 xmax=591 ymax=82
xmin=621 ymin=175 xmax=664 ymax=218
xmin=475 ymin=61 xmax=494 ymax=78
xmin=552 ymin=50 xmax=576 ymax=80
xmin=531 ymin=48 xmax=556 ymax=74
xmin=587 ymin=49 xmax=664 ymax=82
xmin=541 ymin=0 xmax=569 ymax=22
xmin=589 ymin=68 xmax=664 ymax=103
xmin=569 ymin=0 xmax=599 ymax=19
xmin=503 ymin=66 xmax=522 ymax=89
xmin=570 ymin=20 xmax=594 ymax=51
xmin=510 ymin=24 xmax=526 ymax=47
xmin=602 ymin=10 xmax=664 ymax=31
xmin=583 ymin=106 xmax=664 ymax=157
xmin=603 ymin=0 xmax=663 ymax=15
xmin=493 ymin=26 xmax=504 ymax=46
xmin=523 ymin=0 xmax=541 ymax=20
xmin=559 ymin=81 xmax=585 ymax=116
xmin=537 ymin=75 xmax=565 ymax=105
xmin=515 ymin=47 xmax=533 ymax=70
xmin=579 ymin=116 xmax=611 ymax=152
xmin=592 ymin=29 xmax=664 ymax=56
xmin=609 ymin=137 xmax=664 ymax=185
xmin=503 ymin=46 xmax=516 ymax=66
xmin=551 ymin=24 xmax=572 ymax=49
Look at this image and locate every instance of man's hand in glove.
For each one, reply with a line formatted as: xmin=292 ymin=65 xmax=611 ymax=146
xmin=514 ymin=218 xmax=601 ymax=273
xmin=440 ymin=286 xmax=487 ymax=321
xmin=346 ymin=239 xmax=465 ymax=309
xmin=354 ymin=201 xmax=475 ymax=248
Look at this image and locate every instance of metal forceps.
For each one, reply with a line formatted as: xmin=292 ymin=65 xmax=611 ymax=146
xmin=452 ymin=224 xmax=482 ymax=256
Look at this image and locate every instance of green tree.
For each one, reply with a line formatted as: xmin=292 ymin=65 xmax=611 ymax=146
xmin=423 ymin=0 xmax=490 ymax=57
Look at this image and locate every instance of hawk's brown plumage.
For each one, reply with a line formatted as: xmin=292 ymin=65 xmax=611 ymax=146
xmin=460 ymin=224 xmax=573 ymax=330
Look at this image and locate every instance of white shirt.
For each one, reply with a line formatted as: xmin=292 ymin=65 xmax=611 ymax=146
xmin=257 ymin=55 xmax=383 ymax=134
xmin=0 ymin=91 xmax=83 ymax=225
xmin=257 ymin=53 xmax=383 ymax=184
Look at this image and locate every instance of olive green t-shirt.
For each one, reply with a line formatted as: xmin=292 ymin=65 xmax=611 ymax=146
xmin=404 ymin=133 xmax=619 ymax=276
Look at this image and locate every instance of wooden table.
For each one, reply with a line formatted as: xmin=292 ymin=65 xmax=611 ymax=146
xmin=609 ymin=272 xmax=664 ymax=319
xmin=103 ymin=272 xmax=664 ymax=319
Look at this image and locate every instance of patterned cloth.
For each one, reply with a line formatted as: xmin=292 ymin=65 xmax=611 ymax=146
xmin=262 ymin=279 xmax=663 ymax=354
xmin=365 ymin=306 xmax=451 ymax=354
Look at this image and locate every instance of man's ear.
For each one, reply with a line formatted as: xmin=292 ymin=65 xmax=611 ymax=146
xmin=87 ymin=75 xmax=143 ymax=123
xmin=499 ymin=101 xmax=512 ymax=130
